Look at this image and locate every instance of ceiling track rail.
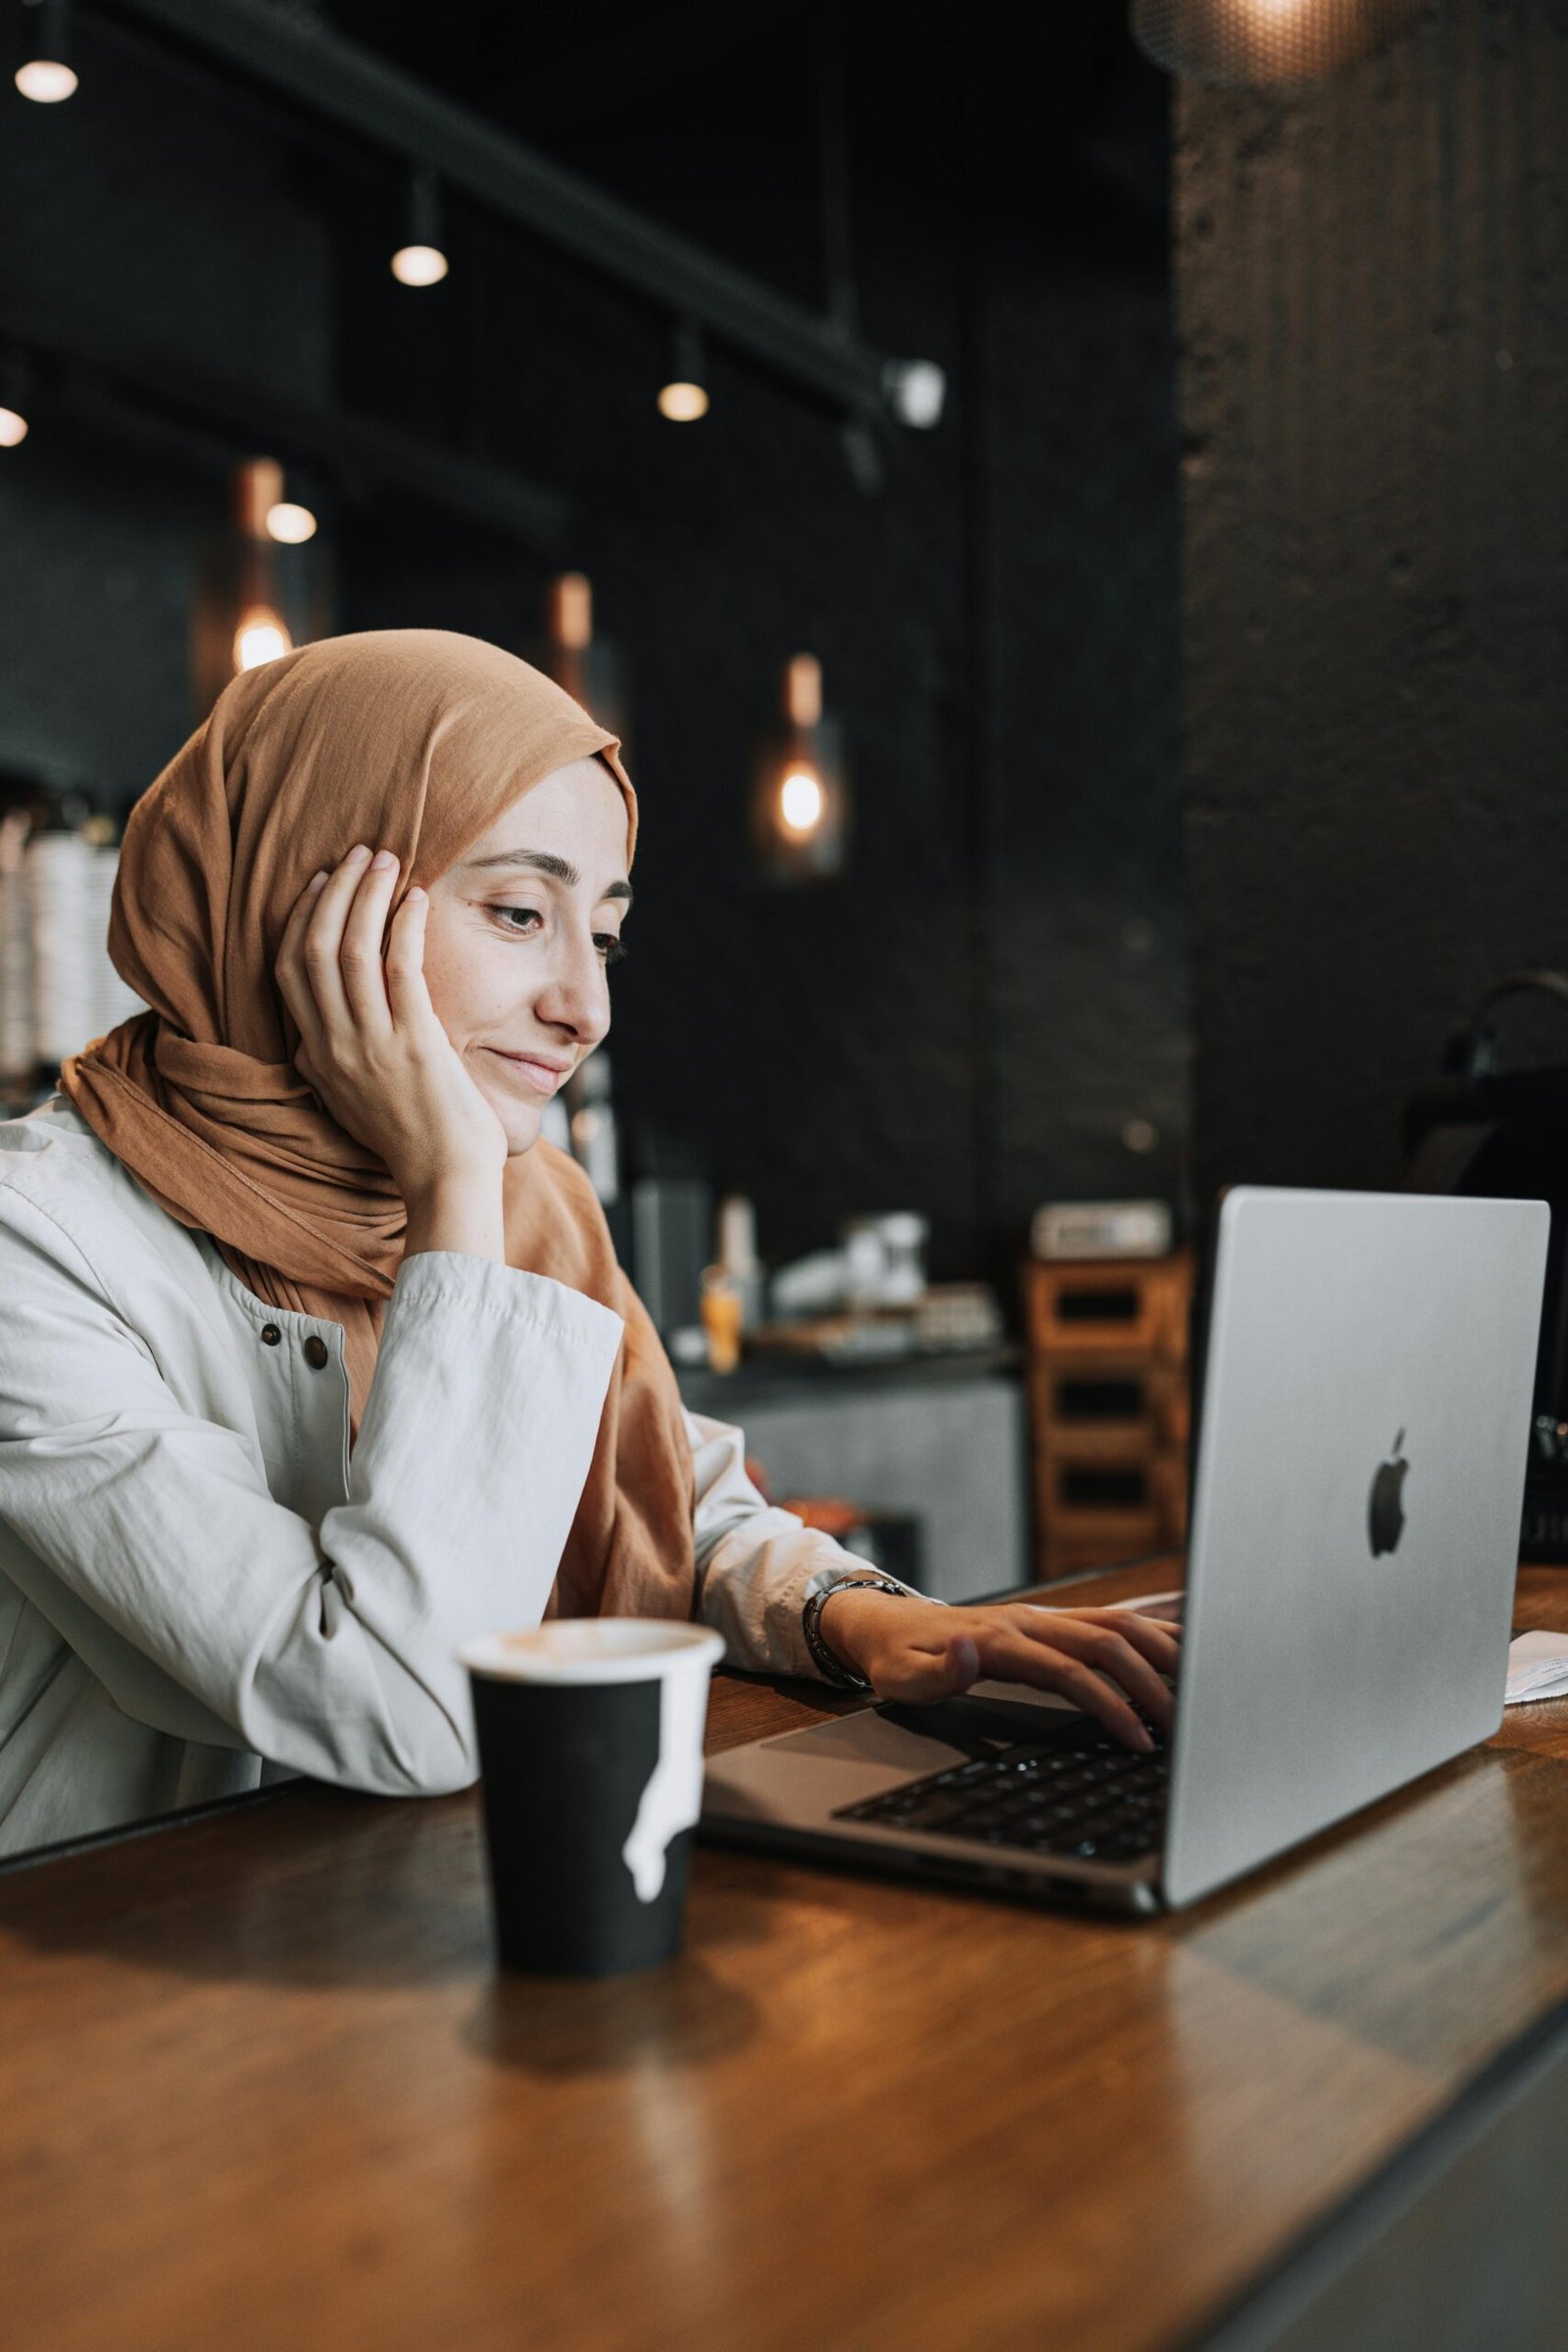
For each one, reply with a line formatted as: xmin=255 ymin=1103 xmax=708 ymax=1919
xmin=0 ymin=293 xmax=572 ymax=550
xmin=90 ymin=0 xmax=898 ymax=419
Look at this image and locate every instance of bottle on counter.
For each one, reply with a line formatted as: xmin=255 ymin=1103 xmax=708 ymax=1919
xmin=0 ymin=785 xmax=146 ymax=1106
xmin=841 ymin=1211 xmax=929 ymax=1311
xmin=80 ymin=812 xmax=145 ymax=1047
xmin=25 ymin=793 xmax=97 ymax=1082
xmin=699 ymin=1265 xmax=745 ymax=1375
xmin=716 ymin=1192 xmax=765 ymax=1331
xmin=628 ymin=1134 xmax=712 ymax=1349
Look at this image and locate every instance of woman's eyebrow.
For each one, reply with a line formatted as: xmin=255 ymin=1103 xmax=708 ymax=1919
xmin=461 ymin=848 xmax=632 ymax=904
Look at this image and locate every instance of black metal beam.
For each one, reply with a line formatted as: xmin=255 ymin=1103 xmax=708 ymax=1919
xmin=0 ymin=294 xmax=571 ymax=551
xmin=92 ymin=0 xmax=895 ymax=417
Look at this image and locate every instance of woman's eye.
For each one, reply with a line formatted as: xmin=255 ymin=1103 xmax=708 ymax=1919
xmin=487 ymin=905 xmax=624 ymax=964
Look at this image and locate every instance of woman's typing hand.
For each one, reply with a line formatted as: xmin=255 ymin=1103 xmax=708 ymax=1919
xmin=275 ymin=849 xmax=510 ymax=1256
xmin=813 ymin=1592 xmax=1181 ymax=1752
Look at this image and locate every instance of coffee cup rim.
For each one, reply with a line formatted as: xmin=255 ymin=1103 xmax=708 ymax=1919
xmin=460 ymin=1619 xmax=725 ymax=1685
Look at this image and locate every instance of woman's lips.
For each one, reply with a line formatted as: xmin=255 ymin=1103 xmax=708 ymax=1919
xmin=485 ymin=1049 xmax=569 ymax=1098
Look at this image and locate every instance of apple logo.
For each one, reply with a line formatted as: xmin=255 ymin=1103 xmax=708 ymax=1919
xmin=1368 ymin=1429 xmax=1409 ymax=1558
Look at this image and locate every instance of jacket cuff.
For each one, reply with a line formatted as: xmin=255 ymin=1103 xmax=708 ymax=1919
xmin=388 ymin=1249 xmax=625 ymax=1355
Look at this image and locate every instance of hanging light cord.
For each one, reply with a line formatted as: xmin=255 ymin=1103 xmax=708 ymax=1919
xmin=816 ymin=17 xmax=860 ymax=339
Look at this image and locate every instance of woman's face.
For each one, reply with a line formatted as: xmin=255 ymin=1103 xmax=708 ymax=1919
xmin=420 ymin=756 xmax=632 ymax=1156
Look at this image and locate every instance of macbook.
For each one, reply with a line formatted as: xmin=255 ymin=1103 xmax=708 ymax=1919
xmin=701 ymin=1188 xmax=1549 ymax=1913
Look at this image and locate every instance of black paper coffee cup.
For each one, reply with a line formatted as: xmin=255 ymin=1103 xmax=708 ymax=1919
xmin=460 ymin=1620 xmax=725 ymax=1978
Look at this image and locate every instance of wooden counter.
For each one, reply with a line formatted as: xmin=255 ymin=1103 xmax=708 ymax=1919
xmin=5 ymin=1560 xmax=1568 ymax=2352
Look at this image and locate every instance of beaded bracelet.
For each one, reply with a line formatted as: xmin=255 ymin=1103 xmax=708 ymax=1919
xmin=801 ymin=1574 xmax=912 ymax=1690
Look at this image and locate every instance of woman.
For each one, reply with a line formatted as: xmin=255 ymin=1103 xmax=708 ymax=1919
xmin=0 ymin=631 xmax=1178 ymax=1856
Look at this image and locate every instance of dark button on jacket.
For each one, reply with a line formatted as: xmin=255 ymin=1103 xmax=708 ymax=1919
xmin=303 ymin=1336 xmax=330 ymax=1371
xmin=260 ymin=1324 xmax=281 ymax=1348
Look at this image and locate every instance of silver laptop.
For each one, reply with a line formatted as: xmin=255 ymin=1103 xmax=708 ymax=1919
xmin=702 ymin=1188 xmax=1550 ymax=1913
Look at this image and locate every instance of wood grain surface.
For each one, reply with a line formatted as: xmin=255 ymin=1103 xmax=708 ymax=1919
xmin=6 ymin=1560 xmax=1568 ymax=2352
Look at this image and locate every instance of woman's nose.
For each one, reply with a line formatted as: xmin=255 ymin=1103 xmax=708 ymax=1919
xmin=535 ymin=932 xmax=612 ymax=1045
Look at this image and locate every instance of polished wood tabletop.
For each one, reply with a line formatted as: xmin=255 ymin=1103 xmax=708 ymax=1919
xmin=6 ymin=1559 xmax=1568 ymax=2352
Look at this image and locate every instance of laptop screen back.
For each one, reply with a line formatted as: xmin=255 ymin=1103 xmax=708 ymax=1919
xmin=1162 ymin=1187 xmax=1547 ymax=1909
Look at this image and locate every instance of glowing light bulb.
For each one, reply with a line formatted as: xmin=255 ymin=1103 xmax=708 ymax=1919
xmin=233 ymin=609 xmax=292 ymax=671
xmin=1132 ymin=0 xmax=1422 ymax=83
xmin=391 ymin=243 xmax=448 ymax=287
xmin=882 ymin=358 xmax=947 ymax=430
xmin=779 ymin=768 xmax=824 ymax=838
xmin=659 ymin=320 xmax=709 ymax=421
xmin=15 ymin=58 xmax=76 ymax=102
xmin=657 ymin=379 xmax=709 ymax=422
xmin=0 ymin=407 xmax=28 ymax=449
xmin=265 ymin=501 xmax=318 ymax=545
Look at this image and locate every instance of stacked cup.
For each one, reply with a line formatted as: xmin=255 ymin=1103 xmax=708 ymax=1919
xmin=460 ymin=1620 xmax=725 ymax=1977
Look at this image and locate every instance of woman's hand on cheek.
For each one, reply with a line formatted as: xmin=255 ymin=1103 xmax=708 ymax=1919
xmin=814 ymin=1593 xmax=1180 ymax=1752
xmin=274 ymin=848 xmax=510 ymax=1206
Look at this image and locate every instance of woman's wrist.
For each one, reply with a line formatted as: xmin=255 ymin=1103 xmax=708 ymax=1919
xmin=809 ymin=1580 xmax=911 ymax=1687
xmin=402 ymin=1168 xmax=507 ymax=1263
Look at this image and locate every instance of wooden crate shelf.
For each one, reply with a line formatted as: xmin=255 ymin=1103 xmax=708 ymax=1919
xmin=1033 ymin=1354 xmax=1189 ymax=1456
xmin=1024 ymin=1250 xmax=1194 ymax=1581
xmin=1025 ymin=1253 xmax=1192 ymax=1358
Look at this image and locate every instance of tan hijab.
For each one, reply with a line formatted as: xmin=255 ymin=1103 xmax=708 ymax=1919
xmin=60 ymin=629 xmax=696 ymax=1624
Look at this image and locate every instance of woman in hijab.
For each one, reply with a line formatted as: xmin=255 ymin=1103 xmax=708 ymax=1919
xmin=0 ymin=630 xmax=1178 ymax=1854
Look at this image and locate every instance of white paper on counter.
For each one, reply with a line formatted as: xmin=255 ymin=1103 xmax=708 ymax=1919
xmin=1107 ymin=1602 xmax=1568 ymax=1707
xmin=1505 ymin=1631 xmax=1568 ymax=1707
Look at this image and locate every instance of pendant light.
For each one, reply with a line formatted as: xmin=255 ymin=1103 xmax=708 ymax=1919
xmin=232 ymin=609 xmax=291 ymax=670
xmin=1132 ymin=0 xmax=1423 ymax=85
xmin=194 ymin=459 xmax=329 ymax=712
xmin=542 ymin=573 xmax=630 ymax=751
xmin=226 ymin=453 xmax=318 ymax=546
xmin=15 ymin=0 xmax=76 ymax=103
xmin=657 ymin=321 xmax=710 ymax=422
xmin=0 ymin=351 xmax=31 ymax=449
xmin=232 ymin=461 xmax=294 ymax=668
xmin=882 ymin=359 xmax=947 ymax=430
xmin=754 ymin=655 xmax=849 ymax=883
xmin=546 ymin=572 xmax=593 ymax=705
xmin=391 ymin=168 xmax=449 ymax=286
xmin=264 ymin=492 xmax=318 ymax=545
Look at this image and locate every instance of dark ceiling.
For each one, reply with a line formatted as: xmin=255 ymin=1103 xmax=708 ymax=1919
xmin=318 ymin=0 xmax=1170 ymax=289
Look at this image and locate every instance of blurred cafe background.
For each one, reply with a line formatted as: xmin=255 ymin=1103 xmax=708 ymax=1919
xmin=2 ymin=0 xmax=1565 ymax=1617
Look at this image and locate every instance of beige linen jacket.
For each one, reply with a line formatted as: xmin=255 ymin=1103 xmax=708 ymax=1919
xmin=0 ymin=1098 xmax=865 ymax=1857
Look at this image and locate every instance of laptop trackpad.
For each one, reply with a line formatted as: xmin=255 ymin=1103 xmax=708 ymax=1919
xmin=705 ymin=1692 xmax=1107 ymax=1833
xmin=704 ymin=1707 xmax=967 ymax=1825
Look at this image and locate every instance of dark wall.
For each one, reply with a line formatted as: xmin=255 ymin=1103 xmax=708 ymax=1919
xmin=981 ymin=229 xmax=1186 ymax=1243
xmin=330 ymin=6 xmax=1188 ymax=1275
xmin=0 ymin=28 xmax=333 ymax=794
xmin=0 ymin=3 xmax=1186 ymax=1285
xmin=1176 ymin=0 xmax=1568 ymax=1213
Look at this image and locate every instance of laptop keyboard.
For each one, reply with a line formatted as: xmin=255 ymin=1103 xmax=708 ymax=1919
xmin=833 ymin=1729 xmax=1169 ymax=1865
